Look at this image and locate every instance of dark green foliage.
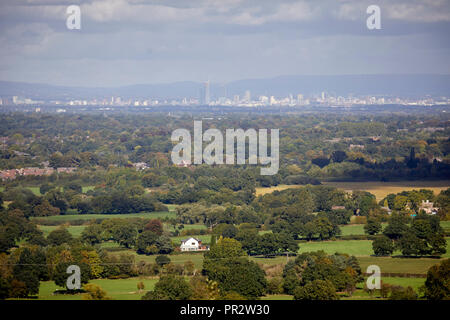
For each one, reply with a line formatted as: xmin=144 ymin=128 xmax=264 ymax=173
xmin=372 ymin=235 xmax=394 ymax=256
xmin=389 ymin=285 xmax=418 ymax=300
xmin=142 ymin=275 xmax=191 ymax=300
xmin=422 ymin=258 xmax=450 ymax=300
xmin=283 ymin=251 xmax=362 ymax=294
xmin=155 ymin=255 xmax=171 ymax=267
xmin=364 ymin=217 xmax=382 ymax=235
xmin=81 ymin=224 xmax=103 ymax=245
xmin=293 ymin=279 xmax=339 ymax=300
xmin=47 ymin=228 xmax=73 ymax=246
xmin=12 ymin=248 xmax=41 ymax=297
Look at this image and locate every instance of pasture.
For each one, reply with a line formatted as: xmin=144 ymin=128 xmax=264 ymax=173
xmin=298 ymin=240 xmax=374 ymax=256
xmin=31 ymin=211 xmax=176 ymax=223
xmin=38 ymin=225 xmax=86 ymax=237
xmin=37 ymin=277 xmax=158 ymax=300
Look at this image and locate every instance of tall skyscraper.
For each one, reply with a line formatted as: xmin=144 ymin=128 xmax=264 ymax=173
xmin=204 ymin=80 xmax=210 ymax=105
xmin=244 ymin=90 xmax=251 ymax=103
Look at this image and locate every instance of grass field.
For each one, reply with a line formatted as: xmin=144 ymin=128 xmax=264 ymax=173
xmin=37 ymin=277 xmax=158 ymax=300
xmin=298 ymin=240 xmax=374 ymax=256
xmin=357 ymin=256 xmax=445 ymax=274
xmin=111 ymin=250 xmax=206 ymax=269
xmin=38 ymin=225 xmax=86 ymax=237
xmin=338 ymin=221 xmax=449 ymax=236
xmin=31 ymin=211 xmax=176 ymax=223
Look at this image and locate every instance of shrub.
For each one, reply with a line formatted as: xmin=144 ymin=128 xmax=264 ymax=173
xmin=293 ymin=280 xmax=339 ymax=300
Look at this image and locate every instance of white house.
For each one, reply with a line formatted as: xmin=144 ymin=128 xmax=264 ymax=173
xmin=180 ymin=237 xmax=209 ymax=252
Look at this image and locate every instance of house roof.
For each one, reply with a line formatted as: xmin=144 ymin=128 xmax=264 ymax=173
xmin=181 ymin=237 xmax=201 ymax=243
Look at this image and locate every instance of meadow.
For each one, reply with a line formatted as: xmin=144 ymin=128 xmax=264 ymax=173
xmin=36 ymin=277 xmax=158 ymax=300
xmin=31 ymin=211 xmax=176 ymax=223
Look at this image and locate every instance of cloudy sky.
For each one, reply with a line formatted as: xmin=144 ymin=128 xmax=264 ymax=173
xmin=0 ymin=0 xmax=449 ymax=87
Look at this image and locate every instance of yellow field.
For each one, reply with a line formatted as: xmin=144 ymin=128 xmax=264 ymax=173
xmin=323 ymin=180 xmax=450 ymax=202
xmin=255 ymin=184 xmax=303 ymax=197
xmin=255 ymin=181 xmax=449 ymax=201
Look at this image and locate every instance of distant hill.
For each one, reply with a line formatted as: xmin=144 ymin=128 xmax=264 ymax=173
xmin=0 ymin=74 xmax=449 ymax=100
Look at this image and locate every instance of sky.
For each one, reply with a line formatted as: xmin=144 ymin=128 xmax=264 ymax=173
xmin=0 ymin=0 xmax=449 ymax=87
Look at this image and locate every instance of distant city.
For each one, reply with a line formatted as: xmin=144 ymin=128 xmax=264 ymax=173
xmin=2 ymin=87 xmax=449 ymax=110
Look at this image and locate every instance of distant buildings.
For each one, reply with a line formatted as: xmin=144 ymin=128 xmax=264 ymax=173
xmin=0 ymin=89 xmax=448 ymax=108
xmin=0 ymin=167 xmax=77 ymax=181
xmin=419 ymin=200 xmax=439 ymax=215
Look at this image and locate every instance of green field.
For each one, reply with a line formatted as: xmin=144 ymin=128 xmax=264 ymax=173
xmin=357 ymin=256 xmax=445 ymax=274
xmin=340 ymin=221 xmax=449 ymax=236
xmin=31 ymin=211 xmax=176 ymax=223
xmin=112 ymin=250 xmax=206 ymax=269
xmin=38 ymin=225 xmax=86 ymax=237
xmin=298 ymin=240 xmax=374 ymax=256
xmin=299 ymin=237 xmax=450 ymax=258
xmin=36 ymin=277 xmax=158 ymax=300
xmin=339 ymin=224 xmax=366 ymax=236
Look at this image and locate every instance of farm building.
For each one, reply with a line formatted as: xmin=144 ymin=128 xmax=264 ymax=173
xmin=180 ymin=237 xmax=209 ymax=252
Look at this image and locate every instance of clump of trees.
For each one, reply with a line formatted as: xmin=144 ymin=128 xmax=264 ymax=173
xmin=371 ymin=213 xmax=447 ymax=257
xmin=282 ymin=251 xmax=363 ymax=299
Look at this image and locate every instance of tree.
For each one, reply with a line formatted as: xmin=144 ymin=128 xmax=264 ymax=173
xmin=136 ymin=231 xmax=159 ymax=255
xmin=189 ymin=275 xmax=220 ymax=300
xmin=111 ymin=222 xmax=137 ymax=248
xmin=314 ymin=217 xmax=338 ymax=240
xmin=422 ymin=258 xmax=450 ymax=300
xmin=12 ymin=248 xmax=40 ymax=297
xmin=205 ymin=257 xmax=267 ymax=299
xmin=372 ymin=236 xmax=394 ymax=256
xmin=47 ymin=228 xmax=73 ymax=246
xmin=389 ymin=285 xmax=417 ymax=300
xmin=39 ymin=183 xmax=54 ymax=195
xmin=81 ymin=224 xmax=103 ymax=245
xmin=331 ymin=150 xmax=347 ymax=163
xmin=203 ymin=238 xmax=266 ymax=298
xmin=137 ymin=281 xmax=145 ymax=293
xmin=142 ymin=275 xmax=192 ymax=300
xmin=293 ymin=280 xmax=339 ymax=300
xmin=32 ymin=200 xmax=60 ymax=217
xmin=311 ymin=157 xmax=330 ymax=168
xmin=0 ymin=277 xmax=11 ymax=299
xmin=383 ymin=214 xmax=409 ymax=240
xmin=184 ymin=260 xmax=195 ymax=275
xmin=155 ymin=255 xmax=171 ymax=267
xmin=204 ymin=237 xmax=246 ymax=261
xmin=82 ymin=284 xmax=111 ymax=300
xmin=144 ymin=219 xmax=163 ymax=235
xmin=364 ymin=217 xmax=382 ymax=235
xmin=397 ymin=232 xmax=429 ymax=256
xmin=64 ymin=182 xmax=83 ymax=194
